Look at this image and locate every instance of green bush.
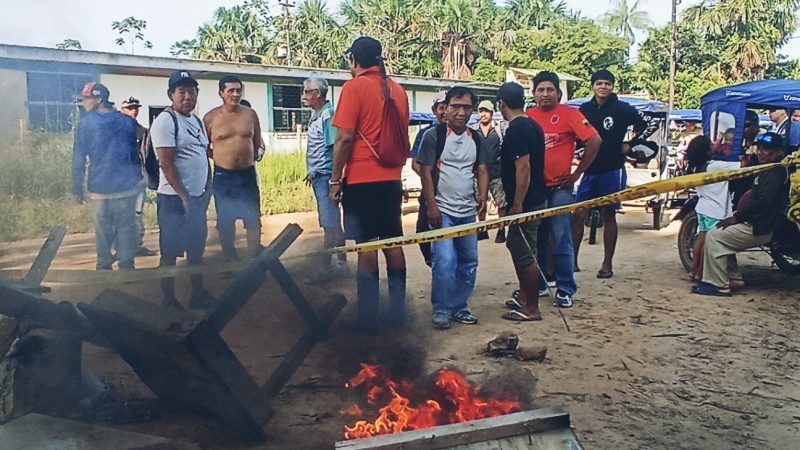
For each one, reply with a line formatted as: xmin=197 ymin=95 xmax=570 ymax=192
xmin=257 ymin=151 xmax=315 ymax=215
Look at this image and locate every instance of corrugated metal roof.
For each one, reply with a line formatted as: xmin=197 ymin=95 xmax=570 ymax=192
xmin=509 ymin=67 xmax=583 ymax=82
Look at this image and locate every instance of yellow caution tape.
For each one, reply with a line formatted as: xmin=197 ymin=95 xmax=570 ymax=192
xmin=3 ymin=159 xmax=794 ymax=285
xmin=332 ymin=160 xmax=791 ymax=254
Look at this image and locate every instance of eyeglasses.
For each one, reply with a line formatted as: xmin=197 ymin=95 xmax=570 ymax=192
xmin=447 ymin=104 xmax=473 ymax=112
xmin=303 ymin=89 xmax=319 ymax=94
xmin=344 ymin=51 xmax=353 ymax=63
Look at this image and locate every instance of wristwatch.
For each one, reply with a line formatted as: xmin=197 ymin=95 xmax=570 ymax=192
xmin=328 ymin=179 xmax=342 ymax=186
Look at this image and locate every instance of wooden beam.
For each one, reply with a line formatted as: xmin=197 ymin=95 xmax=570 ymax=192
xmin=260 ymin=294 xmax=346 ymax=399
xmin=267 ymin=260 xmax=323 ymax=331
xmin=205 ymin=224 xmax=302 ymax=332
xmin=334 ymin=407 xmax=571 ymax=450
xmin=22 ymin=226 xmax=66 ymax=287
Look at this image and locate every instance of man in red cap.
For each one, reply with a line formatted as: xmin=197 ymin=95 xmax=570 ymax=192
xmin=73 ymin=82 xmax=143 ymax=271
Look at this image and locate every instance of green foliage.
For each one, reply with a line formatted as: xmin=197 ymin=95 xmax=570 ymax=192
xmin=257 ymin=152 xmax=315 ymax=215
xmin=56 ymin=39 xmax=82 ymax=50
xmin=112 ymin=16 xmax=153 ymax=55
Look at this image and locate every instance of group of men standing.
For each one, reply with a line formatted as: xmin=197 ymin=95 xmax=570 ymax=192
xmin=73 ymin=71 xmax=263 ymax=310
xmin=73 ymin=34 xmax=651 ymax=330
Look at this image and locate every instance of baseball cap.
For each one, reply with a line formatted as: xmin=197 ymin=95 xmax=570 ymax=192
xmin=494 ymin=82 xmax=525 ymax=108
xmin=755 ymin=132 xmax=783 ymax=150
xmin=477 ymin=100 xmax=494 ymax=112
xmin=346 ymin=36 xmax=382 ymax=67
xmin=121 ymin=97 xmax=141 ymax=108
xmin=80 ymin=82 xmax=110 ymax=102
xmin=168 ymin=70 xmax=199 ymax=91
xmin=433 ymin=91 xmax=447 ymax=106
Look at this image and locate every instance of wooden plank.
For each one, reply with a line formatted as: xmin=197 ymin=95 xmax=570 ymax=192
xmin=334 ymin=407 xmax=571 ymax=450
xmin=0 ymin=279 xmax=101 ymax=344
xmin=187 ymin=323 xmax=273 ymax=425
xmin=267 ymin=260 xmax=323 ymax=331
xmin=260 ymin=294 xmax=347 ymax=399
xmin=22 ymin=226 xmax=66 ymax=287
xmin=205 ymin=224 xmax=302 ymax=332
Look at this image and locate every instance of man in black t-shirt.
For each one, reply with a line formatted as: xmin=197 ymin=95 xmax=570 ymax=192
xmin=574 ymin=69 xmax=653 ymax=278
xmin=495 ymin=82 xmax=548 ymax=322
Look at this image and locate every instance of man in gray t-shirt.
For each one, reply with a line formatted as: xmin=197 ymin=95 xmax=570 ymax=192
xmin=416 ymin=86 xmax=490 ymax=330
xmin=150 ymin=70 xmax=215 ymax=311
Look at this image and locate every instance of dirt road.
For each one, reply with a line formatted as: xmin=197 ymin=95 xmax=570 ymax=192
xmin=1 ymin=207 xmax=798 ymax=449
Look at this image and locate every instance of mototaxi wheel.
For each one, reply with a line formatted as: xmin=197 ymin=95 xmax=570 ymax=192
xmin=677 ymin=211 xmax=698 ymax=273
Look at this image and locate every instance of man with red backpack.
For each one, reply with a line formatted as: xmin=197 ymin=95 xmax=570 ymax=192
xmin=329 ymin=37 xmax=410 ymax=334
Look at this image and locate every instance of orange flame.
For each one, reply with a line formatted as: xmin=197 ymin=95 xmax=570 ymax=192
xmin=343 ymin=364 xmax=522 ymax=440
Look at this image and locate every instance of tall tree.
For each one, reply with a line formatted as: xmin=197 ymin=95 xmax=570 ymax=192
xmin=436 ymin=0 xmax=497 ymax=79
xmin=111 ymin=17 xmax=153 ymax=55
xmin=56 ymin=39 xmax=82 ymax=50
xmin=684 ymin=0 xmax=800 ymax=79
xmin=599 ymin=0 xmax=654 ymax=45
xmin=171 ymin=1 xmax=273 ymax=63
xmin=506 ymin=0 xmax=567 ymax=29
xmin=263 ymin=0 xmax=348 ymax=68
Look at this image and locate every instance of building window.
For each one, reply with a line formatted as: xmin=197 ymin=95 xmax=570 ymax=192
xmin=272 ymin=84 xmax=311 ymax=132
xmin=27 ymin=71 xmax=93 ymax=132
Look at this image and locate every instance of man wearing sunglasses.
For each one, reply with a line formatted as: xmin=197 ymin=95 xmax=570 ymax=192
xmin=693 ymin=132 xmax=788 ymax=297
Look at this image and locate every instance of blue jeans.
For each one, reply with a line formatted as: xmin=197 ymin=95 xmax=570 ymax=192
xmin=537 ymin=187 xmax=578 ymax=296
xmin=91 ymin=195 xmax=138 ymax=270
xmin=431 ymin=212 xmax=478 ymax=315
xmin=310 ymin=173 xmax=343 ymax=230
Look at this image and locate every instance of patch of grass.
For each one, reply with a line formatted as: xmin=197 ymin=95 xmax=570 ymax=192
xmin=0 ymin=133 xmax=315 ymax=242
xmin=257 ymin=151 xmax=316 ymax=215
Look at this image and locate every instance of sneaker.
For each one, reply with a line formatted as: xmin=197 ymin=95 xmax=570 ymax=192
xmin=547 ymin=280 xmax=557 ymax=288
xmin=135 ymin=246 xmax=157 ymax=257
xmin=494 ymin=229 xmax=506 ymax=244
xmin=451 ymin=310 xmax=478 ymax=325
xmin=477 ymin=231 xmax=490 ymax=241
xmin=539 ymin=286 xmax=550 ymax=297
xmin=433 ymin=313 xmax=451 ymax=329
xmin=554 ymin=290 xmax=573 ymax=308
xmin=188 ymin=289 xmax=217 ymax=309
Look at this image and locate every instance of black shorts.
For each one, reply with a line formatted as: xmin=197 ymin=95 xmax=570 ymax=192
xmin=157 ymin=194 xmax=208 ymax=264
xmin=213 ymin=166 xmax=261 ymax=230
xmin=342 ymin=180 xmax=403 ymax=244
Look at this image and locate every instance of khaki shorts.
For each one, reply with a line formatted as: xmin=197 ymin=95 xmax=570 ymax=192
xmin=473 ymin=177 xmax=507 ymax=209
xmin=505 ymin=202 xmax=546 ymax=267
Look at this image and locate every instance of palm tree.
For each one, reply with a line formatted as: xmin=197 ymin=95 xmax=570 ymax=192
xmin=506 ymin=0 xmax=567 ymax=29
xmin=599 ymin=0 xmax=654 ymax=45
xmin=685 ymin=0 xmax=800 ymax=79
xmin=435 ymin=0 xmax=497 ymax=79
xmin=267 ymin=0 xmax=348 ymax=68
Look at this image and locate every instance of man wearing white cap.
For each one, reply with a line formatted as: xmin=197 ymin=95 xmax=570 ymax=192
xmin=473 ymin=100 xmax=507 ymax=243
xmin=411 ymin=90 xmax=448 ymax=266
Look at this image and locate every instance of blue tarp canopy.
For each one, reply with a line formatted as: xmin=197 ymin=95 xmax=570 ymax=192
xmin=669 ymin=109 xmax=702 ymax=121
xmin=700 ymin=79 xmax=800 ymax=160
xmin=700 ymin=79 xmax=800 ymax=110
xmin=565 ymin=96 xmax=669 ymax=113
xmin=410 ymin=112 xmax=437 ymax=124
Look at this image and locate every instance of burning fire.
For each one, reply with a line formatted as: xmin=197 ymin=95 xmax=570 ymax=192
xmin=343 ymin=363 xmax=522 ymax=439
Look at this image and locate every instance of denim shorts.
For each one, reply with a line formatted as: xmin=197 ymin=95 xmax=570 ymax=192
xmin=213 ymin=166 xmax=261 ymax=230
xmin=311 ymin=173 xmax=342 ymax=229
xmin=157 ymin=194 xmax=208 ymax=264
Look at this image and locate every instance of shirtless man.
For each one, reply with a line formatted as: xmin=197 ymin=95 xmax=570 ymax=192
xmin=203 ymin=75 xmax=264 ymax=260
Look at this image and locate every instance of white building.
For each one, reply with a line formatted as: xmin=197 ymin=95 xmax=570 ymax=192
xmin=0 ymin=44 xmax=500 ymax=152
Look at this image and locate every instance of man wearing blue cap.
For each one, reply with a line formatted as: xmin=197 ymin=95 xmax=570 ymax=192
xmin=150 ymin=70 xmax=215 ymax=310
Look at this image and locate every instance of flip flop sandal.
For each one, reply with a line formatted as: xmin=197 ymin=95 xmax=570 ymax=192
xmin=504 ymin=298 xmax=523 ymax=310
xmin=691 ymin=282 xmax=731 ymax=297
xmin=501 ymin=310 xmax=543 ymax=322
xmin=597 ymin=270 xmax=614 ymax=279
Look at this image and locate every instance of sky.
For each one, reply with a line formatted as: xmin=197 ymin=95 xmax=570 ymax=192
xmin=2 ymin=0 xmax=799 ymax=59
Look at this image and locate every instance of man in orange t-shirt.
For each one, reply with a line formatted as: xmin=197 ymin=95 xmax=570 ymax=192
xmin=329 ymin=36 xmax=410 ymax=334
xmin=526 ymin=71 xmax=601 ymax=308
